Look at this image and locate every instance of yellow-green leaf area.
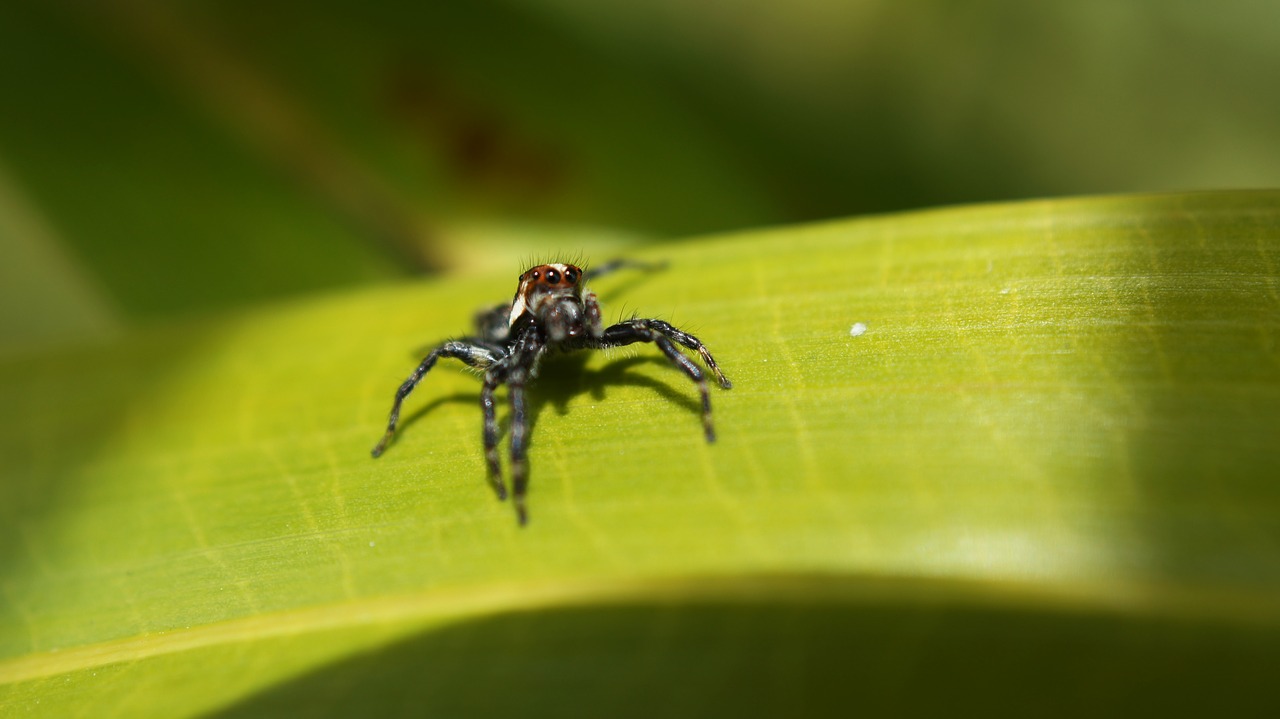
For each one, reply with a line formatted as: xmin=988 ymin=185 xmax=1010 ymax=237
xmin=2 ymin=192 xmax=1279 ymax=717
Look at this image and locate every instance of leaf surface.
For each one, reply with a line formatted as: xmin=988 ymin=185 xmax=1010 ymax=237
xmin=2 ymin=192 xmax=1279 ymax=717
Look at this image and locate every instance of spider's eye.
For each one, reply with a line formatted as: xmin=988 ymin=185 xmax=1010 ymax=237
xmin=545 ymin=269 xmax=560 ymax=284
xmin=531 ymin=270 xmax=540 ymax=280
xmin=565 ymin=269 xmax=577 ymax=284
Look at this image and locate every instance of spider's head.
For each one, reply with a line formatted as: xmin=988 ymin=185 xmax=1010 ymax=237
xmin=508 ymin=263 xmax=585 ymax=331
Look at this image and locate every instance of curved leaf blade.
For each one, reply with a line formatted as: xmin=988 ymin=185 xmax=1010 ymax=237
xmin=2 ymin=191 xmax=1278 ymax=716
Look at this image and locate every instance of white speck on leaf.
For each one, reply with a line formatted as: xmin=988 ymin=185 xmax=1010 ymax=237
xmin=849 ymin=322 xmax=868 ymax=337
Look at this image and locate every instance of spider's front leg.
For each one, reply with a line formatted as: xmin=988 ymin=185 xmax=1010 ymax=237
xmin=508 ymin=368 xmax=531 ymax=525
xmin=505 ymin=331 xmax=545 ymax=525
xmin=371 ymin=340 xmax=500 ymax=458
xmin=596 ymin=318 xmax=732 ymax=443
xmin=480 ymin=371 xmax=507 ymax=501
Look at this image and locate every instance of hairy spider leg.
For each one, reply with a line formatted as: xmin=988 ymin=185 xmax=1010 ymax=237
xmin=371 ymin=340 xmax=501 ymax=458
xmin=595 ymin=319 xmax=732 ymax=443
xmin=606 ymin=319 xmax=732 ymax=389
xmin=508 ymin=374 xmax=531 ymax=525
xmin=480 ymin=372 xmax=507 ymax=501
xmin=584 ymin=258 xmax=668 ymax=281
xmin=505 ymin=331 xmax=545 ymax=525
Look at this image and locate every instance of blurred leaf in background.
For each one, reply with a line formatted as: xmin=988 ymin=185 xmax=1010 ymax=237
xmin=4 ymin=0 xmax=1280 ymax=340
xmin=523 ymin=0 xmax=1280 ymax=214
xmin=0 ymin=1 xmax=402 ymax=329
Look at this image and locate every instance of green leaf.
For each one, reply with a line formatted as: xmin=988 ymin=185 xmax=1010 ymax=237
xmin=0 ymin=1 xmax=783 ymax=323
xmin=0 ymin=2 xmax=410 ymax=320
xmin=2 ymin=192 xmax=1279 ymax=717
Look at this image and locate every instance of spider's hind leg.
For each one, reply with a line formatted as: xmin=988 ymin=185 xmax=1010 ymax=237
xmin=584 ymin=258 xmax=668 ymax=281
xmin=472 ymin=302 xmax=514 ymax=343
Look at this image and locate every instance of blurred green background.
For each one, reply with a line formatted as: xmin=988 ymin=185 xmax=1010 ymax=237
xmin=4 ymin=3 xmax=1280 ymax=716
xmin=3 ymin=0 xmax=1279 ymax=348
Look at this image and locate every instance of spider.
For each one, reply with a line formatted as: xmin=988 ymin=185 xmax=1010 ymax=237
xmin=371 ymin=259 xmax=733 ymax=525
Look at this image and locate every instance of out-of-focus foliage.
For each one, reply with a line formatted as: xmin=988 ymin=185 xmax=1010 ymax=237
xmin=3 ymin=0 xmax=1280 ymax=332
xmin=523 ymin=0 xmax=1280 ymax=212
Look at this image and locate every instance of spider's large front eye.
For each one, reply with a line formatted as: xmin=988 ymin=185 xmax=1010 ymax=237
xmin=564 ymin=268 xmax=578 ymax=284
xmin=545 ymin=268 xmax=560 ymax=284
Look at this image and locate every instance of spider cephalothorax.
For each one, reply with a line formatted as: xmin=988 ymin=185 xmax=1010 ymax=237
xmin=372 ymin=259 xmax=732 ymax=525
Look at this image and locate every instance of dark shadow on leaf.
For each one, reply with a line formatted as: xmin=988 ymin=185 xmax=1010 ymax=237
xmin=210 ymin=575 xmax=1280 ymax=719
xmin=525 ymin=354 xmax=707 ymax=446
xmin=531 ymin=354 xmax=702 ymax=420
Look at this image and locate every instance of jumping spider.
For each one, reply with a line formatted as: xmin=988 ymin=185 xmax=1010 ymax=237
xmin=371 ymin=259 xmax=733 ymax=525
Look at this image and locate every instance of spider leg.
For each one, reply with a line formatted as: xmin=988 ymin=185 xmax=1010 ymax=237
xmin=508 ymin=365 xmax=532 ymax=525
xmin=480 ymin=372 xmax=507 ymax=501
xmin=584 ymin=258 xmax=668 ymax=281
xmin=605 ymin=319 xmax=733 ymax=389
xmin=371 ymin=340 xmax=500 ymax=457
xmin=504 ymin=331 xmax=544 ymax=525
xmin=597 ymin=319 xmax=732 ymax=443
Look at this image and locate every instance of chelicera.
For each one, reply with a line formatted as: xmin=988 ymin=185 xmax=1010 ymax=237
xmin=371 ymin=259 xmax=733 ymax=525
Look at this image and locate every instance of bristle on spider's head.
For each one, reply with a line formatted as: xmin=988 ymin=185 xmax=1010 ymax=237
xmin=518 ymin=251 xmax=589 ymax=277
